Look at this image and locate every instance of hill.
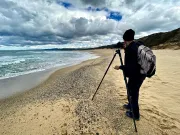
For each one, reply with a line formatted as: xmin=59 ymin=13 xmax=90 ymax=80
xmin=138 ymin=28 xmax=180 ymax=49
xmin=88 ymin=27 xmax=180 ymax=50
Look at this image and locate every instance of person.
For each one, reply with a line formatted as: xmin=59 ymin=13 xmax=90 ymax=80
xmin=114 ymin=29 xmax=146 ymax=120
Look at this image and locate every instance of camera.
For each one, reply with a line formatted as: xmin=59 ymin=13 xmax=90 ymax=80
xmin=116 ymin=42 xmax=124 ymax=48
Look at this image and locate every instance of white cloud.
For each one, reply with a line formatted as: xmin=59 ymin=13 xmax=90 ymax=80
xmin=0 ymin=0 xmax=179 ymax=50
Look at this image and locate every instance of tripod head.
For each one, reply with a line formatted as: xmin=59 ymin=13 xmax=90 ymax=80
xmin=115 ymin=49 xmax=121 ymax=54
xmin=114 ymin=42 xmax=125 ymax=55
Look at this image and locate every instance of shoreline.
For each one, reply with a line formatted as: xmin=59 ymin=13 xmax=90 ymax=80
xmin=0 ymin=50 xmax=99 ymax=100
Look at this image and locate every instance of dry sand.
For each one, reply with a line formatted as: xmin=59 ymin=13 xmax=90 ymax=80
xmin=0 ymin=49 xmax=180 ymax=135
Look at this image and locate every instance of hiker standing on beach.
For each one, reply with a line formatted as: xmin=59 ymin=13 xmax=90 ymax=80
xmin=114 ymin=29 xmax=146 ymax=120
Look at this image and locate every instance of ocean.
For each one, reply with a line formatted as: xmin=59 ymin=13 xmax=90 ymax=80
xmin=0 ymin=50 xmax=98 ymax=80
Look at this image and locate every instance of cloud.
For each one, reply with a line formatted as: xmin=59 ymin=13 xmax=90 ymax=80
xmin=80 ymin=0 xmax=105 ymax=7
xmin=125 ymin=0 xmax=135 ymax=5
xmin=0 ymin=0 xmax=180 ymax=50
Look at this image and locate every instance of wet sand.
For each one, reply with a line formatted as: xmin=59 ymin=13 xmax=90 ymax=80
xmin=0 ymin=49 xmax=180 ymax=135
xmin=0 ymin=69 xmax=55 ymax=99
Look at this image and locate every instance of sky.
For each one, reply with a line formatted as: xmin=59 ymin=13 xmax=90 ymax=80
xmin=0 ymin=0 xmax=180 ymax=50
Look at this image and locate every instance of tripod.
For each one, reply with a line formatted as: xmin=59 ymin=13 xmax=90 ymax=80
xmin=92 ymin=49 xmax=138 ymax=132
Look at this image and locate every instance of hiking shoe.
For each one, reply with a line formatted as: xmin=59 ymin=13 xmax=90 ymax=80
xmin=123 ymin=103 xmax=130 ymax=110
xmin=126 ymin=111 xmax=140 ymax=121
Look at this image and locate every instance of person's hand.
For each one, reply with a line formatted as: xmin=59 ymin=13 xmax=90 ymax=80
xmin=114 ymin=65 xmax=120 ymax=70
xmin=119 ymin=65 xmax=125 ymax=70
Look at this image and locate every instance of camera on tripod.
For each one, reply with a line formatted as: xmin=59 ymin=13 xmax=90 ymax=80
xmin=116 ymin=42 xmax=124 ymax=49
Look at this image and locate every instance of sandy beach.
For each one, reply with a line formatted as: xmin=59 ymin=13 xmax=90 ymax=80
xmin=0 ymin=49 xmax=180 ymax=135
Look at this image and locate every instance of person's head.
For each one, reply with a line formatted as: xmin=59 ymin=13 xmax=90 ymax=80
xmin=123 ymin=29 xmax=135 ymax=47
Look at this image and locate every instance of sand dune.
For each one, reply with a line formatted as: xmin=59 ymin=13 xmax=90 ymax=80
xmin=0 ymin=49 xmax=180 ymax=135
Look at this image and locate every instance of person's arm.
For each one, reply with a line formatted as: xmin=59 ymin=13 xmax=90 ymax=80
xmin=114 ymin=65 xmax=129 ymax=77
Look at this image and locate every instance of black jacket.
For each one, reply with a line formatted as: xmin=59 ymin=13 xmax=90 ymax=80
xmin=123 ymin=41 xmax=142 ymax=78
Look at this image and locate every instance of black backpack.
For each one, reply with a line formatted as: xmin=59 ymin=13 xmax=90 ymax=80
xmin=136 ymin=41 xmax=156 ymax=78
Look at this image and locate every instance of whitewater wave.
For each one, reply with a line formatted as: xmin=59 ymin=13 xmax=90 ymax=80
xmin=0 ymin=50 xmax=99 ymax=80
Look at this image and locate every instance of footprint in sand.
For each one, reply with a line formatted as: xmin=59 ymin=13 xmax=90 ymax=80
xmin=62 ymin=106 xmax=70 ymax=113
xmin=152 ymin=75 xmax=161 ymax=81
xmin=160 ymin=123 xmax=177 ymax=130
xmin=161 ymin=81 xmax=169 ymax=84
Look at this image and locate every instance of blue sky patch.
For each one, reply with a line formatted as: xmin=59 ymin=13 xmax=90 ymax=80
xmin=107 ymin=11 xmax=122 ymax=21
xmin=86 ymin=7 xmax=122 ymax=21
xmin=58 ymin=1 xmax=73 ymax=8
xmin=86 ymin=7 xmax=109 ymax=12
xmin=58 ymin=1 xmax=122 ymax=21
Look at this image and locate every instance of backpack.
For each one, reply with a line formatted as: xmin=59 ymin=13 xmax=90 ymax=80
xmin=136 ymin=41 xmax=156 ymax=78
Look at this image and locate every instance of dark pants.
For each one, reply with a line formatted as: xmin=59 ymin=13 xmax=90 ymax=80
xmin=127 ymin=76 xmax=145 ymax=117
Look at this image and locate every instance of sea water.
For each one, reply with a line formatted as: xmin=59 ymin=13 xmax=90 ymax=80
xmin=0 ymin=50 xmax=98 ymax=80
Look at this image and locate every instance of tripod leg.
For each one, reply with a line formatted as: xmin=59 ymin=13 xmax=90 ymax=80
xmin=92 ymin=53 xmax=117 ymax=101
xmin=117 ymin=49 xmax=138 ymax=132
